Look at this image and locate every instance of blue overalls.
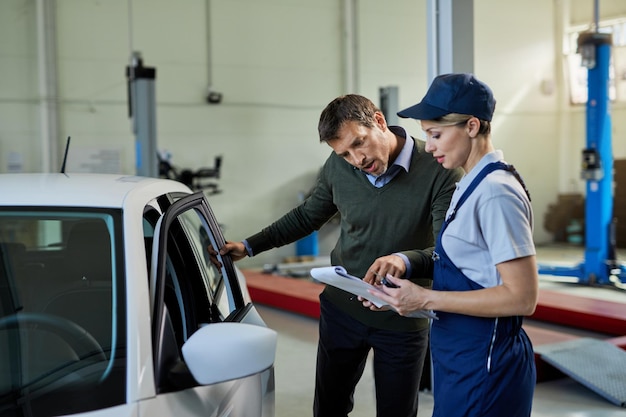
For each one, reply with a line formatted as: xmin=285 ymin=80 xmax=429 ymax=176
xmin=430 ymin=162 xmax=536 ymax=417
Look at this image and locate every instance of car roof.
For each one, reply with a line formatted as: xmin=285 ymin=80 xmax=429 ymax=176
xmin=0 ymin=173 xmax=192 ymax=208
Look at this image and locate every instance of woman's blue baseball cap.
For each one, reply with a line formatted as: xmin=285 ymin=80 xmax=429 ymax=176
xmin=397 ymin=73 xmax=496 ymax=122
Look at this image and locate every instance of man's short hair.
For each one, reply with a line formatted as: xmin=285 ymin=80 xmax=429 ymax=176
xmin=318 ymin=94 xmax=380 ymax=143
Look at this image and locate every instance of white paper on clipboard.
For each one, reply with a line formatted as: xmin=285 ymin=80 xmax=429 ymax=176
xmin=310 ymin=266 xmax=437 ymax=320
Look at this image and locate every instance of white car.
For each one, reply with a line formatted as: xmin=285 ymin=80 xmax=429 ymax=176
xmin=0 ymin=173 xmax=276 ymax=417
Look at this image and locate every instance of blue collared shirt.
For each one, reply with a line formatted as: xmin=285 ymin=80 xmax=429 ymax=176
xmin=364 ymin=125 xmax=413 ymax=187
xmin=363 ymin=125 xmax=414 ymax=275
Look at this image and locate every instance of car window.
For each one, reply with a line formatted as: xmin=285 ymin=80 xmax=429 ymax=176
xmin=157 ymin=208 xmax=226 ymax=344
xmin=177 ymin=208 xmax=230 ymax=315
xmin=0 ymin=209 xmax=126 ymax=416
xmin=150 ymin=193 xmax=246 ymax=393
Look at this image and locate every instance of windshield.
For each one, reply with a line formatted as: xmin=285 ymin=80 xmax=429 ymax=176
xmin=0 ymin=209 xmax=126 ymax=416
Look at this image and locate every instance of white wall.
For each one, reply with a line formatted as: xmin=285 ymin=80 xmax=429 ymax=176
xmin=474 ymin=0 xmax=563 ymax=244
xmin=1 ymin=0 xmax=625 ymax=268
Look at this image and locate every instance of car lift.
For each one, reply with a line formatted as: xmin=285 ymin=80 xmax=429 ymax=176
xmin=126 ymin=51 xmax=158 ymax=178
xmin=537 ymin=14 xmax=626 ymax=290
xmin=126 ymin=52 xmax=223 ymax=193
xmin=526 ymin=6 xmax=626 ymax=407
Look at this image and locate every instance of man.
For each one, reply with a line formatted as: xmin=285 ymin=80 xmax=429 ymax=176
xmin=220 ymin=94 xmax=462 ymax=417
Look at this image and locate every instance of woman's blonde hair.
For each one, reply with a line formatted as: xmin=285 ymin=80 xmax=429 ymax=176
xmin=431 ymin=113 xmax=491 ymax=135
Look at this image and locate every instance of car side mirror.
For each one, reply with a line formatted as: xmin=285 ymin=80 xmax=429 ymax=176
xmin=182 ymin=322 xmax=277 ymax=385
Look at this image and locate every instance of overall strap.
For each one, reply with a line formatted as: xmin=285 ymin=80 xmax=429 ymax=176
xmin=446 ymin=161 xmax=530 ymax=224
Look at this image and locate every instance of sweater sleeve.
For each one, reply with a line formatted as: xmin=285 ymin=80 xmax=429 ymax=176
xmin=246 ymin=158 xmax=339 ymax=256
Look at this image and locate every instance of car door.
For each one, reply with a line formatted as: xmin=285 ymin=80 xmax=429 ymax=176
xmin=140 ymin=192 xmax=275 ymax=417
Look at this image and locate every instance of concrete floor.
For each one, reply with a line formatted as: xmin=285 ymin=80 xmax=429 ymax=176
xmin=256 ymin=244 xmax=626 ymax=417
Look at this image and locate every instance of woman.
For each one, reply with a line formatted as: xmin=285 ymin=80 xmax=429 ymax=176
xmin=366 ymin=73 xmax=538 ymax=417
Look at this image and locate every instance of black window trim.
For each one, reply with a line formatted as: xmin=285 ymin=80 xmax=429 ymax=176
xmin=151 ymin=192 xmax=245 ymax=372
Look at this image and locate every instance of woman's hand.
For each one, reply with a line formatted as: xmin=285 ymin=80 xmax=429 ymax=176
xmin=361 ymin=274 xmax=433 ymax=317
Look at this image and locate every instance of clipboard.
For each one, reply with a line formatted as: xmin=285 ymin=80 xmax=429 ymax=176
xmin=310 ymin=266 xmax=437 ymax=320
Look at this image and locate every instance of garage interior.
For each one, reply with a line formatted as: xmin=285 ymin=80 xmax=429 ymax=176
xmin=2 ymin=0 xmax=626 ymax=416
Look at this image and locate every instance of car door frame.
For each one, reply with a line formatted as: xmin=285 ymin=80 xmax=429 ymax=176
xmin=150 ymin=192 xmax=246 ymax=380
xmin=144 ymin=192 xmax=274 ymax=417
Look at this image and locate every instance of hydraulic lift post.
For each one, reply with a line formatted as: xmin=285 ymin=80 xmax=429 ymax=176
xmin=538 ymin=23 xmax=626 ymax=288
xmin=126 ymin=52 xmax=158 ymax=178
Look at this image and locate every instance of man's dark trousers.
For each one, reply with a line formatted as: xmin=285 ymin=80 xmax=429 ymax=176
xmin=314 ymin=294 xmax=429 ymax=417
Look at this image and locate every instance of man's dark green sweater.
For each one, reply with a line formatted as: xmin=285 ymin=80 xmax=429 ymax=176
xmin=247 ymin=138 xmax=463 ymax=331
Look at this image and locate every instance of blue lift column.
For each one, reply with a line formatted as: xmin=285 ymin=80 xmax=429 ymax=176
xmin=579 ymin=31 xmax=614 ymax=285
xmin=539 ymin=29 xmax=626 ymax=288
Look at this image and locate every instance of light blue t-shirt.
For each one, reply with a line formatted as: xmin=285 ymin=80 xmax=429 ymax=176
xmin=441 ymin=150 xmax=535 ymax=288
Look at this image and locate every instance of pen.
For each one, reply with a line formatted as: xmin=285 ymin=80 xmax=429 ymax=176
xmin=372 ymin=272 xmax=399 ymax=288
xmin=372 ymin=272 xmax=438 ymax=320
